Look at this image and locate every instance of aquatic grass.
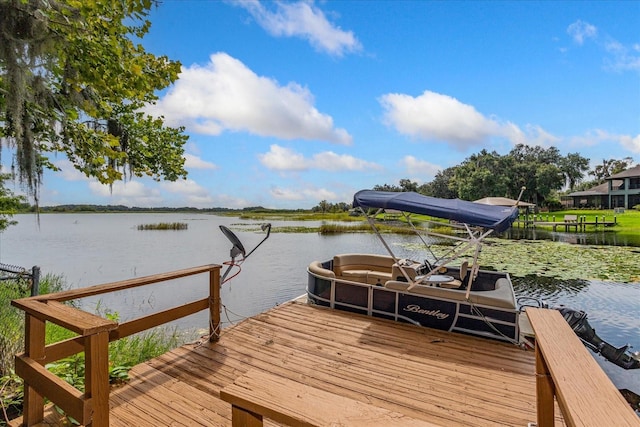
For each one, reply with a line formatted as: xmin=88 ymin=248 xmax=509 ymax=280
xmin=237 ymin=211 xmax=361 ymax=222
xmin=319 ymin=223 xmax=419 ymax=235
xmin=401 ymin=239 xmax=640 ymax=283
xmin=137 ymin=222 xmax=188 ymax=230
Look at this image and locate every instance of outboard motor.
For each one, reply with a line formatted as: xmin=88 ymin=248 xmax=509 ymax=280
xmin=556 ymin=306 xmax=640 ymax=370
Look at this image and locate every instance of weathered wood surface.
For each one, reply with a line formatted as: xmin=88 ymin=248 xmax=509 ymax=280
xmin=13 ymin=301 xmax=567 ymax=426
xmin=527 ymin=308 xmax=639 ymax=427
xmin=220 ymin=368 xmax=441 ymax=426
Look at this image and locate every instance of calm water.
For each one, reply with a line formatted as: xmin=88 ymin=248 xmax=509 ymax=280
xmin=1 ymin=213 xmax=639 ymax=396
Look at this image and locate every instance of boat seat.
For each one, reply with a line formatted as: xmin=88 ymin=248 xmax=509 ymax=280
xmin=308 ymin=260 xmax=335 ymax=279
xmin=333 ymin=254 xmax=395 ymax=275
xmin=339 ymin=269 xmax=370 ymax=282
xmin=333 ymin=254 xmax=394 ymax=285
xmin=367 ymin=270 xmax=393 ymax=285
xmin=385 ymin=277 xmax=516 ymax=309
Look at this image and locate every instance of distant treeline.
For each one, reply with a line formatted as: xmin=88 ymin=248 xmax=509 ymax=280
xmin=18 ymin=204 xmax=309 ymax=214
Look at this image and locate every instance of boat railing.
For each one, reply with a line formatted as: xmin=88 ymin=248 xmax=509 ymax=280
xmin=11 ymin=264 xmax=222 ymax=427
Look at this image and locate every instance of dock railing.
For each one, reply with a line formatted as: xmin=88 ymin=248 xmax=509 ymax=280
xmin=11 ymin=264 xmax=221 ymax=427
xmin=526 ymin=308 xmax=639 ymax=427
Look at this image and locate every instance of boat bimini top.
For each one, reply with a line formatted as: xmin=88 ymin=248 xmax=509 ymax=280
xmin=352 ymin=190 xmax=520 ymax=292
xmin=353 ymin=190 xmax=519 ymax=233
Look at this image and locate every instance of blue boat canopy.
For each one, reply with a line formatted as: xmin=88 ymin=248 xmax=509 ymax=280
xmin=353 ymin=190 xmax=519 ymax=233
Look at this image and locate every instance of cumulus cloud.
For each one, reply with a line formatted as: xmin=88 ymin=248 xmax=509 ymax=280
xmin=258 ymin=144 xmax=381 ymax=171
xmin=620 ymin=134 xmax=640 ymax=153
xmin=148 ymin=53 xmax=352 ymax=144
xmin=269 ymin=186 xmax=337 ymax=201
xmin=88 ymin=180 xmax=164 ymax=206
xmin=401 ymin=155 xmax=441 ymax=178
xmin=160 ymin=179 xmax=216 ymax=206
xmin=379 ymin=90 xmax=545 ymax=149
xmin=184 ymin=153 xmax=217 ymax=170
xmin=54 ymin=159 xmax=90 ymax=182
xmin=567 ymin=20 xmax=597 ymax=45
xmin=234 ymin=0 xmax=362 ymax=56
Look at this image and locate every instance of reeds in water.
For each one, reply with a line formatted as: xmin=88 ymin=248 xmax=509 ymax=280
xmin=137 ymin=222 xmax=188 ymax=230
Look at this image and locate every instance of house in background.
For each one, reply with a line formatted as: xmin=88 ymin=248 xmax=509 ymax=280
xmin=566 ymin=164 xmax=640 ymax=209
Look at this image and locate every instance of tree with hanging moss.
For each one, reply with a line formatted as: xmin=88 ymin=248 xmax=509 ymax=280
xmin=0 ymin=173 xmax=25 ymax=231
xmin=0 ymin=0 xmax=188 ymax=206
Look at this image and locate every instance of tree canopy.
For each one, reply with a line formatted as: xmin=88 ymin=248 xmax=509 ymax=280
xmin=372 ymin=144 xmax=594 ymax=207
xmin=0 ymin=0 xmax=188 ymax=205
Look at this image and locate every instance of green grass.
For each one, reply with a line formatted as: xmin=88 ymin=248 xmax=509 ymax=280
xmin=521 ymin=208 xmax=640 ymax=233
xmin=0 ymin=276 xmax=183 ymax=424
xmin=236 ymin=207 xmax=640 ymax=236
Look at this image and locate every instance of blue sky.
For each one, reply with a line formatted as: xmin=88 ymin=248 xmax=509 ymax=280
xmin=37 ymin=1 xmax=640 ymax=208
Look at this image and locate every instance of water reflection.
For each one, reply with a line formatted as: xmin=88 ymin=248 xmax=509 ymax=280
xmin=513 ymin=275 xmax=590 ymax=300
xmin=1 ymin=213 xmax=639 ymax=397
xmin=505 ymin=227 xmax=640 ymax=247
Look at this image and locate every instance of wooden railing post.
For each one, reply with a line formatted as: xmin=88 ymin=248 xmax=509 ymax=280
xmin=210 ymin=267 xmax=221 ymax=342
xmin=535 ymin=344 xmax=555 ymax=427
xmin=85 ymin=331 xmax=111 ymax=427
xmin=22 ymin=313 xmax=46 ymax=425
xmin=12 ymin=264 xmax=222 ymax=425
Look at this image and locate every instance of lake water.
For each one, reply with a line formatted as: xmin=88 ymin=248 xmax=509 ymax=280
xmin=1 ymin=212 xmax=639 ymax=398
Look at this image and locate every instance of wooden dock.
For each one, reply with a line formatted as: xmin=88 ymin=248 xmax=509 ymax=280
xmin=516 ymin=214 xmax=616 ymax=232
xmin=15 ymin=300 xmax=564 ymax=426
xmin=9 ymin=265 xmax=638 ymax=427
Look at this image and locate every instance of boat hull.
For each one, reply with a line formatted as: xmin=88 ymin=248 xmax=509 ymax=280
xmin=307 ymin=259 xmax=520 ymax=343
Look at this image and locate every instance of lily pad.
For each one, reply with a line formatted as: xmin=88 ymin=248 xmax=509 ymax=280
xmin=406 ymin=239 xmax=640 ymax=284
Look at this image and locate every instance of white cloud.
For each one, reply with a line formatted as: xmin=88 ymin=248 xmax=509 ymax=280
xmin=519 ymin=125 xmax=561 ymax=147
xmin=620 ymin=134 xmax=640 ymax=154
xmin=54 ymin=159 xmax=89 ymax=182
xmin=603 ymin=38 xmax=640 ymax=72
xmin=160 ymin=179 xmax=216 ymax=206
xmin=258 ymin=144 xmax=381 ymax=172
xmin=379 ymin=90 xmax=559 ymax=150
xmin=147 ymin=53 xmax=352 ymax=144
xmin=565 ymin=20 xmax=639 ymax=72
xmin=88 ymin=180 xmax=164 ymax=206
xmin=209 ymin=194 xmax=251 ymax=209
xmin=269 ymin=187 xmax=306 ymax=201
xmin=160 ymin=179 xmax=209 ymax=196
xmin=184 ymin=153 xmax=217 ymax=170
xmin=235 ymin=0 xmax=362 ymax=57
xmin=569 ymin=130 xmax=640 ymax=154
xmin=270 ymin=185 xmax=337 ymax=201
xmin=258 ymin=145 xmax=307 ymax=171
xmin=567 ymin=20 xmax=597 ymax=45
xmin=380 ymin=91 xmax=501 ymax=148
xmin=401 ymin=156 xmax=441 ymax=178
xmin=311 ymin=151 xmax=382 ymax=171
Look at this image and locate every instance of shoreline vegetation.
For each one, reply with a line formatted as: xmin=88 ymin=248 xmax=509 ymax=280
xmin=137 ymin=222 xmax=188 ymax=230
xmin=21 ymin=204 xmax=640 ymax=235
xmin=0 ymin=275 xmax=188 ymax=424
xmin=3 ymin=208 xmax=639 ymax=422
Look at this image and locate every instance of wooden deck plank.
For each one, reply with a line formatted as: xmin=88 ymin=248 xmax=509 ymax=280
xmin=11 ymin=300 xmax=568 ymax=427
xmin=198 ymin=316 xmax=539 ymax=426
